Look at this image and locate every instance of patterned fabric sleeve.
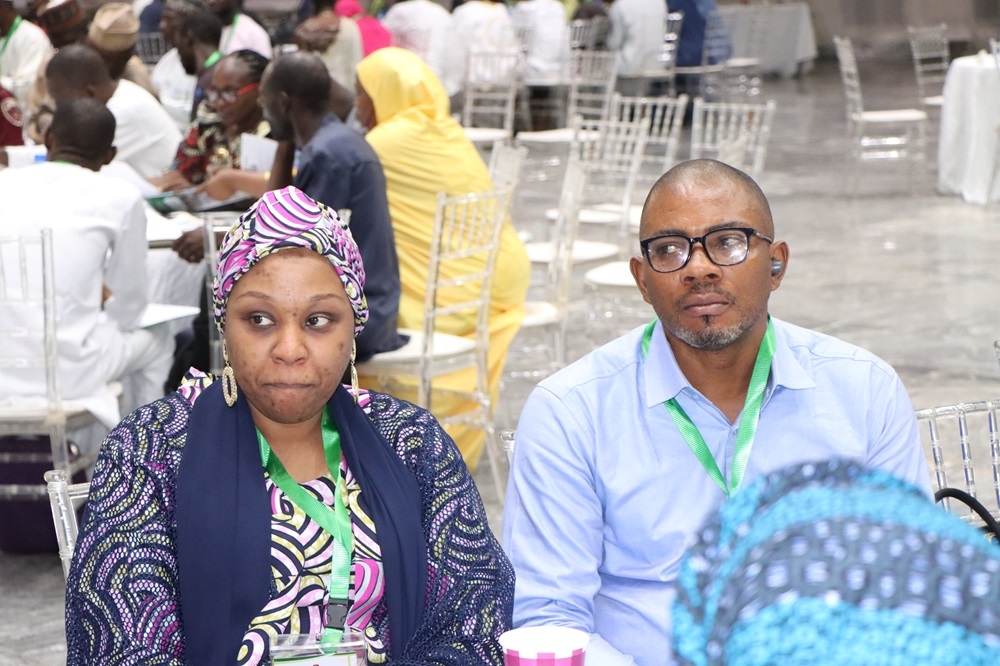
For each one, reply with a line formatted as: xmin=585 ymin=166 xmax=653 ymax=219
xmin=365 ymin=391 xmax=514 ymax=665
xmin=65 ymin=396 xmax=191 ymax=665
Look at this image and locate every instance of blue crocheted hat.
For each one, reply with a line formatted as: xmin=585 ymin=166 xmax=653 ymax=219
xmin=673 ymin=459 xmax=1000 ymax=666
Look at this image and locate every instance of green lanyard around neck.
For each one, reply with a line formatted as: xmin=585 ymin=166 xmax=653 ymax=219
xmin=257 ymin=407 xmax=353 ymax=643
xmin=219 ymin=12 xmax=240 ymax=55
xmin=641 ymin=318 xmax=776 ymax=498
xmin=0 ymin=16 xmax=22 ymax=67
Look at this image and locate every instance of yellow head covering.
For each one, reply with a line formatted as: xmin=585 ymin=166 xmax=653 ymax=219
xmin=356 ymin=46 xmax=451 ymax=125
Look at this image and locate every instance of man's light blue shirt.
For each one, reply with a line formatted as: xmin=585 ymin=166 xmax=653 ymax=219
xmin=502 ymin=317 xmax=931 ymax=666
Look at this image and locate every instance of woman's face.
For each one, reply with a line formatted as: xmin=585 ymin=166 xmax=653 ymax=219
xmin=224 ymin=248 xmax=355 ymax=431
xmin=354 ymin=77 xmax=376 ymax=131
xmin=207 ymin=59 xmax=260 ymax=130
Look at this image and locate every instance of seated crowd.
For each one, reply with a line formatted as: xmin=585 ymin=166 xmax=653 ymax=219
xmin=0 ymin=0 xmax=996 ymax=665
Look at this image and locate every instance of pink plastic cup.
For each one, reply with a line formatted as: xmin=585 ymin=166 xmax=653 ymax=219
xmin=499 ymin=626 xmax=590 ymax=666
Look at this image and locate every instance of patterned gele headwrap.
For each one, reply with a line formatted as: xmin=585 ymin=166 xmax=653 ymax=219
xmin=673 ymin=459 xmax=1000 ymax=666
xmin=212 ymin=186 xmax=368 ymax=335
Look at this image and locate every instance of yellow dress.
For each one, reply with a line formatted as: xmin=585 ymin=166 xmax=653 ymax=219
xmin=357 ymin=47 xmax=530 ymax=470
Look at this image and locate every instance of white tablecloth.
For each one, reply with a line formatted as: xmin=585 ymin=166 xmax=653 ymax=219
xmin=717 ymin=2 xmax=817 ymax=78
xmin=937 ymin=54 xmax=1000 ymax=205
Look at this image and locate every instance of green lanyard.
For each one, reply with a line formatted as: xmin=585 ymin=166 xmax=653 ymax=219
xmin=219 ymin=12 xmax=240 ymax=56
xmin=0 ymin=16 xmax=22 ymax=70
xmin=257 ymin=408 xmax=354 ymax=644
xmin=641 ymin=318 xmax=775 ymax=498
xmin=203 ymin=50 xmax=222 ymax=69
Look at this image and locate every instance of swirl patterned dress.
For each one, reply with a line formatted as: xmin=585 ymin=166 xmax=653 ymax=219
xmin=65 ymin=378 xmax=513 ymax=665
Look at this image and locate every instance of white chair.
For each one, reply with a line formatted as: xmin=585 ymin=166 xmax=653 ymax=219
xmin=674 ymin=9 xmax=730 ymax=102
xmin=690 ymin=97 xmax=777 ymax=178
xmin=487 ymin=140 xmax=528 ymax=190
xmin=569 ymin=19 xmax=598 ymax=51
xmin=916 ymin=400 xmax=1000 ymax=538
xmin=833 ymin=36 xmax=927 ymax=191
xmin=44 ymin=468 xmax=90 ymax=579
xmin=507 ymin=157 xmax=588 ymax=381
xmin=356 ymin=188 xmax=512 ymax=506
xmin=0 ymin=231 xmax=115 ymax=492
xmin=516 ymin=50 xmax=620 ymax=145
xmin=907 ymin=23 xmax=949 ymax=109
xmin=461 ymin=50 xmax=524 ymax=146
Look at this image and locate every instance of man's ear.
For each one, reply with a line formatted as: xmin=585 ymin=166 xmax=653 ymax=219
xmin=101 ymin=145 xmax=117 ymax=166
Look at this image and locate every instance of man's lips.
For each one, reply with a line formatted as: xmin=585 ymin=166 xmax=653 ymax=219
xmin=680 ymin=294 xmax=731 ymax=317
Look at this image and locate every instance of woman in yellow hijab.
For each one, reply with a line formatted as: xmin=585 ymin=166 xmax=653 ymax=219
xmin=355 ymin=47 xmax=529 ymax=470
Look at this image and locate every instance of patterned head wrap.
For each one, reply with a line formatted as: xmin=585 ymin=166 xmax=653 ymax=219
xmin=212 ymin=186 xmax=367 ymax=335
xmin=673 ymin=459 xmax=1000 ymax=666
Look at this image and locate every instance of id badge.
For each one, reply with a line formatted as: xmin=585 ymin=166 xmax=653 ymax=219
xmin=270 ymin=631 xmax=366 ymax=666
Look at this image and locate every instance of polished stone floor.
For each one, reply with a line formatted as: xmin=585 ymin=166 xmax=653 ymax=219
xmin=4 ymin=54 xmax=1000 ymax=664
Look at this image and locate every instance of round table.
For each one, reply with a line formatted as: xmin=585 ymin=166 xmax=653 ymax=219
xmin=938 ymin=53 xmax=1000 ymax=205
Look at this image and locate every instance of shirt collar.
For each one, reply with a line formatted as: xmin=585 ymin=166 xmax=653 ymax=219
xmin=641 ymin=317 xmax=816 ymax=409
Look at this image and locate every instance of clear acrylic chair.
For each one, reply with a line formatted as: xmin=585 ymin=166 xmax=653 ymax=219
xmin=135 ymin=31 xmax=168 ymax=66
xmin=200 ymin=213 xmax=241 ymax=375
xmin=674 ymin=8 xmax=730 ymax=102
xmin=612 ymin=93 xmax=689 ymax=187
xmin=718 ymin=4 xmax=767 ymax=99
xmin=507 ymin=157 xmax=588 ymax=383
xmin=833 ymin=36 xmax=927 ymax=192
xmin=690 ymin=97 xmax=777 ymax=178
xmin=0 ymin=230 xmax=112 ymax=495
xmin=356 ymin=188 xmax=513 ymax=506
xmin=516 ymin=50 xmax=619 ymax=145
xmin=44 ymin=468 xmax=90 ymax=579
xmin=487 ymin=140 xmax=528 ymax=190
xmin=461 ymin=50 xmax=524 ymax=146
xmin=569 ymin=19 xmax=599 ymax=51
xmin=907 ymin=23 xmax=949 ymax=110
xmin=582 ymin=260 xmax=653 ymax=345
xmin=916 ymin=400 xmax=1000 ymax=538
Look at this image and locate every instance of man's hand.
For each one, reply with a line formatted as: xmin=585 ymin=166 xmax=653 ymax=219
xmin=172 ymin=228 xmax=206 ymax=264
xmin=150 ymin=171 xmax=193 ymax=193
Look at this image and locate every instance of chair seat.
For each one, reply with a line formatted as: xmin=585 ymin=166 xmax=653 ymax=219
xmin=463 ymin=127 xmax=510 ymax=144
xmin=525 ymin=239 xmax=619 ymax=264
xmin=516 ymin=128 xmax=600 ymax=144
xmin=584 ymin=260 xmax=635 ymax=288
xmin=855 ymin=108 xmax=927 ymax=123
xmin=923 ymin=95 xmax=944 ymax=107
xmin=521 ymin=300 xmax=560 ymax=328
xmin=725 ymin=56 xmax=760 ymax=68
xmin=356 ymin=329 xmax=475 ymax=372
xmin=674 ymin=64 xmax=726 ymax=76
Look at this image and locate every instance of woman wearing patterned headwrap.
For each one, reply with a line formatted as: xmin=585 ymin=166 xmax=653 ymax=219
xmin=65 ymin=187 xmax=514 ymax=665
xmin=673 ymin=458 xmax=1000 ymax=666
xmin=354 ymin=47 xmax=530 ymax=471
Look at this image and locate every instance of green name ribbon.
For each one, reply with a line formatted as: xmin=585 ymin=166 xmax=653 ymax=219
xmin=0 ymin=16 xmax=23 ymax=67
xmin=641 ymin=318 xmax=776 ymax=498
xmin=257 ymin=408 xmax=353 ymax=645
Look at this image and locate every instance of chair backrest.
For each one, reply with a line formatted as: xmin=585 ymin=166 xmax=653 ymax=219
xmin=658 ymin=11 xmax=685 ymax=69
xmin=991 ymin=38 xmax=1000 ymax=70
xmin=390 ymin=26 xmax=432 ymax=60
xmin=569 ymin=19 xmax=595 ymax=50
xmin=487 ymin=140 xmax=528 ymax=190
xmin=200 ymin=213 xmax=240 ymax=376
xmin=690 ymin=97 xmax=776 ymax=177
xmin=417 ymin=188 xmax=512 ymax=404
xmin=135 ymin=31 xmax=168 ymax=66
xmin=907 ymin=23 xmax=949 ymax=101
xmin=833 ymin=35 xmax=865 ymax=121
xmin=570 ymin=115 xmax=649 ymax=249
xmin=0 ymin=230 xmax=73 ymax=474
xmin=612 ymin=93 xmax=690 ymax=174
xmin=45 ymin=468 xmax=90 ymax=579
xmin=565 ymin=51 xmax=619 ymax=122
xmin=916 ymin=400 xmax=1000 ymax=533
xmin=544 ymin=157 xmax=588 ymax=310
xmin=461 ymin=50 xmax=523 ymax=136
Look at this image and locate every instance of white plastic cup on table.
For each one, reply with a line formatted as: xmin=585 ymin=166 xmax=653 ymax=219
xmin=499 ymin=626 xmax=589 ymax=666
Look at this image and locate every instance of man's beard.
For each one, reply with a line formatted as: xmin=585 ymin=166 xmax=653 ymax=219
xmin=667 ymin=284 xmax=764 ymax=351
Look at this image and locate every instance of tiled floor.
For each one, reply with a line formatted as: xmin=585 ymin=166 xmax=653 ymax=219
xmin=4 ymin=53 xmax=1000 ymax=664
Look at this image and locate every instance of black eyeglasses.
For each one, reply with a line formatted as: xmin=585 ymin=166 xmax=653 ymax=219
xmin=640 ymin=227 xmax=774 ymax=274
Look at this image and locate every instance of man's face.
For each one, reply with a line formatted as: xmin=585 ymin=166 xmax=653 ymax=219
xmin=258 ymin=68 xmax=293 ymax=141
xmin=629 ymin=177 xmax=788 ymax=351
xmin=159 ymin=7 xmax=182 ymax=45
xmin=176 ymin=29 xmax=197 ymax=74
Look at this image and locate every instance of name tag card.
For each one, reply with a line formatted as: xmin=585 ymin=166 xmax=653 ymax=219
xmin=270 ymin=631 xmax=366 ymax=666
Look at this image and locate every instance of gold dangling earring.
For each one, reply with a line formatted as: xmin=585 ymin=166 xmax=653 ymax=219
xmin=222 ymin=339 xmax=238 ymax=407
xmin=350 ymin=340 xmax=359 ymax=404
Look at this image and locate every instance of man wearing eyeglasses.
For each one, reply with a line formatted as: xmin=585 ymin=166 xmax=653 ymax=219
xmin=502 ymin=159 xmax=932 ymax=666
